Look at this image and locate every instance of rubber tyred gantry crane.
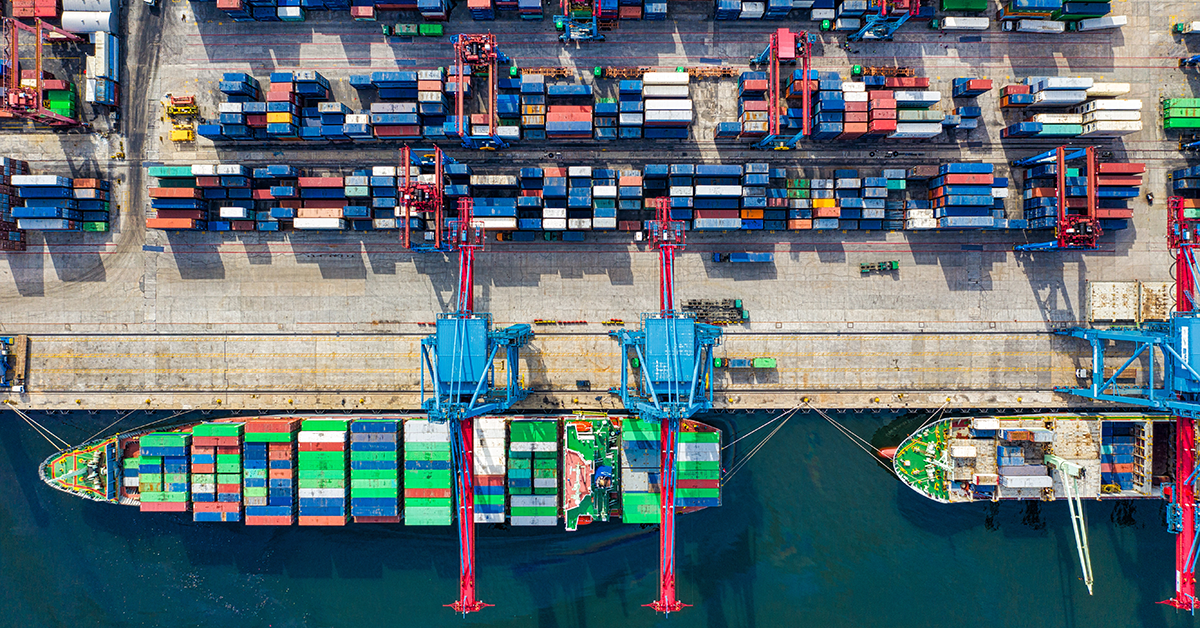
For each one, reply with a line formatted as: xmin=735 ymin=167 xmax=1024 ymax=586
xmin=420 ymin=197 xmax=534 ymax=615
xmin=750 ymin=28 xmax=814 ymax=151
xmin=847 ymin=0 xmax=917 ymax=42
xmin=1013 ymin=146 xmax=1102 ymax=252
xmin=610 ymin=197 xmax=722 ymax=614
xmin=452 ymin=33 xmax=510 ymax=150
xmin=3 ymin=18 xmax=84 ymax=126
xmin=398 ymin=144 xmax=451 ymax=251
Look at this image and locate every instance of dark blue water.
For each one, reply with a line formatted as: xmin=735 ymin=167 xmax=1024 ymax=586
xmin=0 ymin=411 xmax=1192 ymax=628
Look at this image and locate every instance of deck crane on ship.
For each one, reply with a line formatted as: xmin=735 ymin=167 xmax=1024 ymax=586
xmin=609 ymin=196 xmax=722 ymax=614
xmin=419 ymin=196 xmax=534 ymax=615
xmin=1051 ymin=198 xmax=1200 ymax=610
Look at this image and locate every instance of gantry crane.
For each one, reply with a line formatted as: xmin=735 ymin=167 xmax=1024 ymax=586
xmin=420 ymin=197 xmax=534 ymax=615
xmin=398 ymin=144 xmax=452 ymax=251
xmin=847 ymin=0 xmax=917 ymax=42
xmin=1013 ymin=146 xmax=1102 ymax=251
xmin=557 ymin=0 xmax=604 ymax=42
xmin=3 ymin=18 xmax=84 ymax=126
xmin=750 ymin=28 xmax=814 ymax=151
xmin=610 ymin=196 xmax=722 ymax=614
xmin=1052 ymin=225 xmax=1200 ymax=609
xmin=453 ymin=33 xmax=510 ymax=150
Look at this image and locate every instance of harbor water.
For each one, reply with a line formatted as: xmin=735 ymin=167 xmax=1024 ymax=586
xmin=0 ymin=410 xmax=1188 ymax=628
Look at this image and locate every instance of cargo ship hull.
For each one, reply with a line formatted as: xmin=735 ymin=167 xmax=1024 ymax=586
xmin=892 ymin=413 xmax=1173 ymax=503
xmin=41 ymin=413 xmax=722 ymax=529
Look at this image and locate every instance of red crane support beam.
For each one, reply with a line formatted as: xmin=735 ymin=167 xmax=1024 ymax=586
xmin=449 ymin=417 xmax=490 ymax=614
xmin=647 ymin=415 xmax=685 ymax=614
xmin=455 ymin=197 xmax=479 ymax=315
xmin=1165 ymin=243 xmax=1199 ymax=611
xmin=400 ymin=145 xmax=412 ymax=249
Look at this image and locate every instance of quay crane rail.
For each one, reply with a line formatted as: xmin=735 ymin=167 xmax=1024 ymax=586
xmin=419 ymin=196 xmax=534 ymax=615
xmin=1052 ymin=206 xmax=1200 ymax=609
xmin=610 ymin=197 xmax=722 ymax=614
xmin=453 ymin=33 xmax=510 ymax=150
xmin=750 ymin=28 xmax=814 ymax=150
xmin=3 ymin=18 xmax=84 ymax=126
xmin=1013 ymin=146 xmax=1101 ymax=251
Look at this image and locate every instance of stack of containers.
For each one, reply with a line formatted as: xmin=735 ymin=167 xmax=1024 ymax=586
xmin=0 ymin=157 xmax=29 ymax=241
xmin=122 ymin=455 xmax=140 ymax=496
xmin=468 ymin=0 xmax=494 ymax=19
xmin=404 ymin=419 xmax=453 ymax=526
xmin=676 ymin=426 xmax=720 ymax=509
xmin=520 ymin=74 xmax=547 ymax=140
xmin=594 ymin=100 xmax=618 ymax=141
xmin=190 ymin=422 xmax=243 ymax=523
xmin=295 ymin=175 xmax=346 ymax=230
xmin=146 ymin=168 xmax=203 ymax=231
xmin=666 ymin=164 xmax=694 ymax=228
xmin=810 ymin=72 xmax=844 ymax=140
xmin=737 ymin=71 xmax=768 ymax=139
xmin=644 ymin=0 xmax=667 ymax=19
xmin=1100 ymin=422 xmax=1136 ymax=491
xmin=350 ymin=419 xmax=400 ymax=523
xmin=999 ymin=83 xmax=1034 ymax=110
xmin=12 ymin=174 xmax=84 ymax=232
xmin=834 ymin=169 xmax=861 ymax=230
xmin=1173 ymin=167 xmax=1200 ymax=221
xmin=952 ymin=77 xmax=992 ymax=99
xmin=473 ymin=418 xmax=507 ymax=523
xmin=567 ymin=166 xmax=593 ymax=231
xmin=418 ymin=0 xmax=450 ymax=19
xmin=371 ymin=101 xmax=422 ymax=139
xmin=995 ymin=0 xmax=1060 ymax=20
xmin=509 ymin=420 xmax=558 ymax=526
xmin=642 ymin=72 xmax=691 ymax=140
xmin=85 ymin=32 xmax=120 ymax=107
xmin=297 ymin=419 xmax=348 ymax=526
xmin=618 ymin=0 xmax=641 ymax=20
xmin=1021 ymin=159 xmax=1141 ymax=231
xmin=593 ymin=168 xmax=618 ymax=229
xmin=889 ymin=77 xmax=942 ymax=139
xmin=619 ymin=417 xmax=660 ymax=524
xmin=714 ymin=0 xmax=741 ymax=19
xmin=929 ymin=163 xmax=996 ymax=229
xmin=542 ymin=167 xmax=566 ymax=231
xmin=545 ymin=83 xmax=593 ymax=140
xmin=619 ymin=80 xmax=644 ymax=139
xmin=1075 ymin=85 xmax=1140 ymax=138
xmin=138 ymin=432 xmax=190 ymax=513
xmin=244 ymin=418 xmax=299 ymax=526
xmin=739 ymin=164 xmax=771 ymax=230
xmin=903 ymin=165 xmax=937 ymax=230
xmin=811 ymin=176 xmax=838 ymax=229
xmin=518 ymin=0 xmax=542 ymax=18
xmin=517 ymin=167 xmax=544 ymax=232
xmin=785 ymin=176 xmax=811 ymax=230
xmin=1163 ymin=98 xmax=1200 ymax=131
xmin=263 ymin=72 xmax=301 ymax=139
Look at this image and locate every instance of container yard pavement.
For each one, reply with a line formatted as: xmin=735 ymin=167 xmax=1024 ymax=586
xmin=0 ymin=1 xmax=1192 ymax=410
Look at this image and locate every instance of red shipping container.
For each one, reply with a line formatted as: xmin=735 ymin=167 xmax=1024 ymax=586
xmin=245 ymin=114 xmax=268 ymax=127
xmin=416 ymin=80 xmax=443 ymax=91
xmin=619 ymin=220 xmax=640 ymax=231
xmin=269 ymin=82 xmax=294 ymax=93
xmin=693 ymin=209 xmax=739 ymax=219
xmin=1114 ymin=463 xmax=1135 ymax=473
xmin=1065 ymin=197 xmax=1088 ymax=208
xmin=474 ymin=476 xmax=504 ymax=486
xmin=1026 ymin=188 xmax=1057 ymax=198
xmin=869 ymin=109 xmax=897 ymax=121
xmin=278 ymin=200 xmax=302 ymax=209
xmin=941 ymin=173 xmax=993 ymax=185
xmin=869 ymin=99 xmax=897 ymax=110
xmin=253 ymin=189 xmax=275 ymax=200
xmin=470 ymin=113 xmax=490 ymax=126
xmin=965 ymin=78 xmax=992 ymax=92
xmin=677 ymin=479 xmax=720 ymax=489
xmin=814 ymin=207 xmax=840 ymax=218
xmin=1096 ymin=209 xmax=1134 ymax=219
xmin=266 ymin=92 xmax=296 ymax=102
xmin=246 ymin=420 xmax=299 ymax=432
xmin=740 ymin=79 xmax=768 ymax=92
xmin=548 ymin=105 xmax=593 ymax=114
xmin=928 ymin=187 xmax=945 ymax=199
xmin=350 ymin=5 xmax=374 ymax=15
xmin=194 ymin=502 xmax=240 ymax=512
xmin=1097 ymin=163 xmax=1145 ymax=175
xmin=191 ymin=444 xmax=216 ymax=453
xmin=41 ymin=79 xmax=68 ymax=91
xmin=12 ymin=7 xmax=35 ymax=16
xmin=885 ymin=77 xmax=929 ymax=88
xmin=740 ymin=100 xmax=769 ymax=112
xmin=355 ymin=516 xmax=402 ymax=523
xmin=297 ymin=177 xmax=343 ymax=187
xmin=618 ymin=5 xmax=640 ymax=17
xmin=546 ymin=113 xmax=592 ymax=122
xmin=140 ymin=502 xmax=189 ymax=512
xmin=154 ymin=210 xmax=207 ymax=220
xmin=867 ymin=90 xmax=894 ymax=99
xmin=844 ymin=112 xmax=868 ymax=123
xmin=374 ymin=125 xmax=420 ymax=137
xmin=520 ymin=189 xmax=542 ymax=197
xmin=148 ymin=187 xmax=201 ymax=199
xmin=12 ymin=2 xmax=36 ymax=10
xmin=269 ymin=469 xmax=293 ymax=479
xmin=844 ymin=101 xmax=868 ymax=112
xmin=543 ymin=167 xmax=567 ymax=177
xmin=299 ymin=516 xmax=346 ymax=526
xmin=245 ymin=516 xmax=293 ymax=526
xmin=216 ymin=0 xmax=241 ymax=8
xmin=298 ymin=442 xmax=345 ymax=452
xmin=788 ymin=219 xmax=812 ymax=229
xmin=217 ymin=483 xmax=241 ymax=493
xmin=838 ymin=123 xmax=867 ymax=139
xmin=1096 ymin=176 xmax=1143 ymax=186
xmin=405 ymin=488 xmax=453 ymax=498
xmin=191 ymin=463 xmax=216 ymax=473
xmin=194 ymin=176 xmax=220 ymax=187
xmin=231 ymin=221 xmax=255 ymax=231
xmin=1002 ymin=84 xmax=1031 ymax=96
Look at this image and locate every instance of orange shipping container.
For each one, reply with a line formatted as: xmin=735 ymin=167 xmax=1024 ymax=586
xmin=787 ymin=219 xmax=812 ymax=230
xmin=148 ymin=187 xmax=201 ymax=199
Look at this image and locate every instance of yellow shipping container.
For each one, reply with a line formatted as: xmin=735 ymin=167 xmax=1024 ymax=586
xmin=266 ymin=112 xmax=294 ymax=124
xmin=813 ymin=198 xmax=836 ymax=208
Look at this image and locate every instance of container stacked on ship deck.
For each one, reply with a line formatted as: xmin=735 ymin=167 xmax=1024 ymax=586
xmin=1020 ymin=159 xmax=1142 ymax=231
xmin=620 ymin=417 xmax=660 ymax=523
xmin=473 ymin=418 xmax=507 ymax=523
xmin=677 ymin=426 xmax=721 ymax=508
xmin=138 ymin=432 xmax=190 ymax=512
xmin=191 ymin=422 xmax=244 ymax=522
xmin=404 ymin=419 xmax=453 ymax=525
xmin=298 ymin=419 xmax=349 ymax=525
xmin=350 ymin=419 xmax=401 ymax=523
xmin=1100 ymin=422 xmax=1138 ymax=491
xmin=509 ymin=419 xmax=559 ymax=526
xmin=244 ymin=418 xmax=300 ymax=525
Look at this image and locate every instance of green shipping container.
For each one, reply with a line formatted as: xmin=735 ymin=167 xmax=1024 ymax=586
xmin=301 ymin=419 xmax=349 ymax=430
xmin=82 ymin=222 xmax=108 ymax=232
xmin=622 ymin=493 xmax=661 ymax=523
xmin=354 ymin=488 xmax=397 ymax=498
xmin=147 ymin=166 xmax=197 ymax=179
xmin=511 ymin=506 xmax=557 ymax=517
xmin=244 ymin=432 xmax=292 ymax=443
xmin=407 ymin=498 xmax=453 ymax=508
xmin=352 ymin=469 xmax=397 ymax=480
xmin=1166 ymin=118 xmax=1200 ymax=130
xmin=141 ymin=491 xmax=188 ymax=503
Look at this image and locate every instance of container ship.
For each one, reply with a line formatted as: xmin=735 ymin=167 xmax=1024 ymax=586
xmin=39 ymin=413 xmax=721 ymax=528
xmin=891 ymin=413 xmax=1172 ymax=503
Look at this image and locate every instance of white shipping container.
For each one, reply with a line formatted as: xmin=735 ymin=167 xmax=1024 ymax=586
xmin=476 ymin=217 xmax=517 ymax=230
xmin=1079 ymin=120 xmax=1142 ymax=137
xmin=642 ymin=72 xmax=691 ymax=86
xmin=192 ymin=484 xmax=216 ymax=493
xmin=905 ymin=218 xmax=937 ymax=229
xmin=695 ymin=185 xmax=743 ymax=196
xmin=644 ymin=110 xmax=692 ymax=123
xmin=678 ymin=442 xmax=720 ymax=459
xmin=593 ymin=185 xmax=617 ymax=198
xmin=940 ymin=16 xmax=989 ymax=30
xmin=1082 ymin=110 xmax=1142 ymax=122
xmin=892 ymin=90 xmax=942 ymax=103
xmin=219 ymin=207 xmax=251 ymax=219
xmin=887 ymin=122 xmax=942 ymax=139
xmin=1076 ymin=15 xmax=1126 ymax=31
xmin=843 ymin=91 xmax=868 ymax=102
xmin=298 ymin=431 xmax=347 ymax=442
xmin=470 ymin=175 xmax=519 ymax=186
xmin=1030 ymin=113 xmax=1083 ymax=124
xmin=406 ymin=420 xmax=449 ymax=435
xmin=992 ymin=188 xmax=1010 ymax=198
xmin=123 ymin=476 xmax=140 ymax=487
xmin=739 ymin=2 xmax=764 ymax=17
xmin=1032 ymin=90 xmax=1087 ymax=105
xmin=405 ymin=430 xmax=449 ymax=442
xmin=416 ymin=174 xmax=438 ymax=184
xmin=418 ymin=68 xmax=445 ymax=81
xmin=593 ymin=217 xmax=617 ymax=229
xmin=567 ymin=166 xmax=592 ymax=177
xmin=905 ymin=209 xmax=934 ymax=219
xmin=345 ymin=114 xmax=369 ymax=125
xmin=299 ymin=488 xmax=347 ymax=498
xmin=497 ymin=126 xmax=520 ymax=140
xmin=811 ymin=8 xmax=835 ymax=19
xmin=567 ymin=218 xmax=592 ymax=230
xmin=1037 ymin=77 xmax=1094 ymax=91
xmin=216 ymin=164 xmax=247 ymax=175
xmin=669 ymin=186 xmax=694 ymax=197
xmin=345 ymin=175 xmax=369 ymax=187
xmin=643 ymin=99 xmax=693 ymax=111
xmin=61 ymin=11 xmax=117 ymax=33
xmin=972 ymin=417 xmax=1001 ymax=430
xmin=623 ymin=471 xmax=651 ymax=492
xmin=372 ymin=218 xmax=397 ymax=229
xmin=191 ymin=164 xmax=216 ymax=176
xmin=543 ymin=217 xmax=567 ymax=230
xmin=277 ymin=6 xmax=302 ymax=18
xmin=372 ymin=166 xmax=397 ymax=177
xmin=1017 ymin=19 xmax=1065 ymax=33
xmin=642 ymin=85 xmax=691 ymax=98
xmin=543 ymin=207 xmax=567 ymax=219
xmin=293 ymin=217 xmax=346 ymax=230
xmin=218 ymin=102 xmax=244 ymax=114
xmin=1076 ymin=99 xmax=1142 ymax=113
xmin=999 ymin=474 xmax=1054 ymax=489
xmin=840 ymin=81 xmax=865 ymax=92
xmin=834 ymin=17 xmax=861 ymax=30
xmin=1085 ymin=82 xmax=1131 ymax=97
xmin=12 ymin=175 xmax=70 ymax=186
xmin=475 ymin=513 xmax=505 ymax=523
xmin=950 ymin=446 xmax=978 ymax=458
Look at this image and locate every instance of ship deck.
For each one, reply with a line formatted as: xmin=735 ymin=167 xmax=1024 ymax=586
xmin=0 ymin=2 xmax=1191 ymax=410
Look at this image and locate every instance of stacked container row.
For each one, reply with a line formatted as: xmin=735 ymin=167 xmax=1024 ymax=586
xmin=473 ymin=418 xmax=507 ymax=523
xmin=191 ymin=422 xmax=243 ymax=522
xmin=509 ymin=420 xmax=558 ymax=526
xmin=298 ymin=418 xmax=349 ymax=525
xmin=138 ymin=432 xmax=190 ymax=512
xmin=404 ymin=419 xmax=453 ymax=525
xmin=350 ymin=419 xmax=400 ymax=522
xmin=244 ymin=418 xmax=300 ymax=525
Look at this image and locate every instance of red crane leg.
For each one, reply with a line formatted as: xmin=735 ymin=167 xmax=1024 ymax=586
xmin=1164 ymin=418 xmax=1198 ymax=611
xmin=646 ymin=419 xmax=689 ymax=614
xmin=449 ymin=418 xmax=491 ymax=614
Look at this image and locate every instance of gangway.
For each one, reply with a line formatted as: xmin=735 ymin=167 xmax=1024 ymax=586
xmin=420 ymin=197 xmax=534 ymax=614
xmin=452 ymin=34 xmax=510 ymax=150
xmin=1013 ymin=146 xmax=1101 ymax=251
xmin=749 ymin=28 xmax=814 ymax=150
xmin=1044 ymin=454 xmax=1095 ymax=595
xmin=609 ymin=197 xmax=722 ymax=614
